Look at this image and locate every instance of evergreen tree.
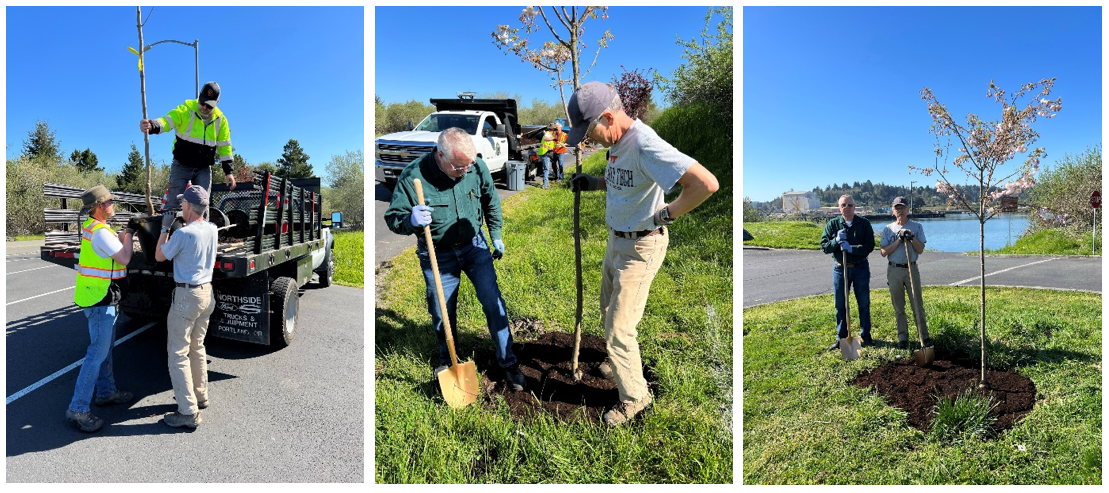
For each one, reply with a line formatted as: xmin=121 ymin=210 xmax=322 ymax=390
xmin=276 ymin=139 xmax=314 ymax=178
xmin=117 ymin=143 xmax=145 ymax=194
xmin=256 ymin=161 xmax=279 ymax=175
xmin=70 ymin=148 xmax=101 ymax=172
xmin=22 ymin=120 xmax=62 ymax=161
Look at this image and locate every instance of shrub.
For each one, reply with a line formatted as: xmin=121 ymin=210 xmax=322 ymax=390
xmin=928 ymin=389 xmax=997 ymax=443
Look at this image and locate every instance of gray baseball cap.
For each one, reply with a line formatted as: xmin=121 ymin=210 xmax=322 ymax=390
xmin=177 ymin=185 xmax=210 ymax=207
xmin=565 ymin=82 xmax=618 ymax=147
xmin=892 ymin=196 xmax=908 ymax=207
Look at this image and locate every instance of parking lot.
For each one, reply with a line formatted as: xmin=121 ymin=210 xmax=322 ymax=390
xmin=5 ymin=245 xmax=365 ymax=482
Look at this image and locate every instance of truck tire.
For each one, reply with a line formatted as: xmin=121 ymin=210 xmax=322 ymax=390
xmin=270 ymin=277 xmax=299 ymax=348
xmin=316 ymin=247 xmax=334 ymax=288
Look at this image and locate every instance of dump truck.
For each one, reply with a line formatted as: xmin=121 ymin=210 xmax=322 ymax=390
xmin=375 ymin=92 xmax=549 ymax=190
xmin=40 ymin=170 xmax=338 ymax=348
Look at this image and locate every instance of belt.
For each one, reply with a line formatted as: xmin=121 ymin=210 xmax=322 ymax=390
xmin=176 ymin=282 xmax=209 ymax=289
xmin=889 ymin=262 xmax=916 ymax=268
xmin=612 ymin=227 xmax=665 ymax=239
xmin=836 ymin=261 xmax=861 ymax=268
xmin=419 ymin=239 xmax=470 ymax=251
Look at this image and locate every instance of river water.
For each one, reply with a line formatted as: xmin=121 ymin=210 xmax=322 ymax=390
xmin=884 ymin=213 xmax=1030 ymax=253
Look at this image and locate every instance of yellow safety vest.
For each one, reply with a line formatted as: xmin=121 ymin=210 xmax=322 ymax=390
xmin=74 ymin=217 xmax=127 ymax=307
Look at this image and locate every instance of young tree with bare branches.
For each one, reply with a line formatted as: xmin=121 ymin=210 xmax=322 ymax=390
xmin=912 ymin=78 xmax=1062 ymax=384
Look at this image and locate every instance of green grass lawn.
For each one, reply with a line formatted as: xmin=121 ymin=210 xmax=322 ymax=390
xmin=743 ymin=220 xmax=881 ymax=250
xmin=375 ymin=113 xmax=733 ymax=482
xmin=743 ymin=287 xmax=1101 ymax=484
xmin=332 ymin=229 xmax=364 ymax=287
xmin=986 ymin=227 xmax=1102 ymax=256
xmin=8 ymin=234 xmax=45 ymax=241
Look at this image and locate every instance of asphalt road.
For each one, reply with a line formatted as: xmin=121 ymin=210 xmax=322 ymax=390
xmin=5 ymin=243 xmax=364 ymax=482
xmin=742 ymin=247 xmax=1102 ymax=308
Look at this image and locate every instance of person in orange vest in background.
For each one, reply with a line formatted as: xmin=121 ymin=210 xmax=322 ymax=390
xmin=538 ymin=122 xmax=568 ymax=189
xmin=66 ymin=185 xmax=135 ymax=433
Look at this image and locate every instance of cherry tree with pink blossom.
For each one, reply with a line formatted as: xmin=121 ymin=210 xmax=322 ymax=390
xmin=911 ymin=78 xmax=1062 ymax=385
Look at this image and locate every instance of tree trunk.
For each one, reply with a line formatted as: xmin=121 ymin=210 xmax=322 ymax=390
xmin=979 ymin=186 xmax=987 ymax=387
xmin=136 ymin=7 xmax=154 ymax=215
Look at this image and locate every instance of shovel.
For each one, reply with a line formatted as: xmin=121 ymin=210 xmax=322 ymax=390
xmin=840 ymin=249 xmax=863 ymax=361
xmin=905 ymin=240 xmax=935 ymax=367
xmin=414 ymin=179 xmax=480 ymax=408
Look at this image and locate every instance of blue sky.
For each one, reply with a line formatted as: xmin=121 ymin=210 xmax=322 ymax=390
xmin=5 ymin=6 xmax=364 ymax=180
xmin=743 ymin=6 xmax=1102 ymax=203
xmin=374 ymin=6 xmax=728 ymax=109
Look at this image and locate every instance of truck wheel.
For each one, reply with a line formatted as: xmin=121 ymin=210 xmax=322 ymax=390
xmin=316 ymin=247 xmax=334 ymax=288
xmin=271 ymin=277 xmax=299 ymax=347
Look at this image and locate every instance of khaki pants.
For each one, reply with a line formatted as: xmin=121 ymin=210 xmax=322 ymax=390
xmin=600 ymin=229 xmax=668 ymax=404
xmin=167 ymin=284 xmax=214 ymax=415
xmin=887 ymin=264 xmax=930 ymax=344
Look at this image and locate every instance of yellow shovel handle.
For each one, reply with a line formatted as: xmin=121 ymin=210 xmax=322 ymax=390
xmin=415 ymin=179 xmax=461 ymax=368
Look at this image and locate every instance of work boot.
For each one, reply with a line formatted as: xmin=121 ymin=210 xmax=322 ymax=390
xmin=826 ymin=339 xmax=841 ymax=351
xmin=164 ymin=411 xmax=202 ymax=429
xmin=197 ymin=399 xmax=209 ymax=410
xmin=597 ymin=360 xmax=613 ymax=379
xmin=93 ymin=390 xmax=133 ymax=406
xmin=504 ymin=365 xmax=526 ymax=391
xmin=65 ymin=410 xmax=104 ymax=433
xmin=922 ymin=337 xmax=934 ymax=348
xmin=897 ymin=341 xmax=908 ymax=350
xmin=861 ymin=335 xmax=875 ymax=347
xmin=603 ymin=395 xmax=653 ymax=426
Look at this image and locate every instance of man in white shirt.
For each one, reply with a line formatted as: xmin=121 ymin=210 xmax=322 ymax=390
xmin=567 ymin=82 xmax=720 ymax=425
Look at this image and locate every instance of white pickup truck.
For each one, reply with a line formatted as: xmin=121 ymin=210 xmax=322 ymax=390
xmin=375 ymin=93 xmax=545 ymax=190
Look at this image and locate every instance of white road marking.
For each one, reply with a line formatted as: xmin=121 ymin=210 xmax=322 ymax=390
xmin=6 ymin=265 xmax=53 ymax=275
xmin=5 ymin=286 xmax=76 ymax=306
xmin=948 ymin=258 xmax=1058 ymax=286
xmin=6 ymin=321 xmax=157 ymax=405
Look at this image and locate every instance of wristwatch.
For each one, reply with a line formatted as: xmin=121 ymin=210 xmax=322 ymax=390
xmin=161 ymin=227 xmax=170 ymax=234
xmin=658 ymin=206 xmax=675 ymax=226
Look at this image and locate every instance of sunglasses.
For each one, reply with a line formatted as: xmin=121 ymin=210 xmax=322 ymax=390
xmin=839 ymin=203 xmax=855 ymax=208
xmin=199 ymin=102 xmax=213 ymax=110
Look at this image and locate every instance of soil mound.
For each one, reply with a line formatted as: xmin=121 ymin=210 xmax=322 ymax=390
xmin=853 ymin=349 xmax=1036 ymax=433
xmin=483 ymin=330 xmax=658 ymax=423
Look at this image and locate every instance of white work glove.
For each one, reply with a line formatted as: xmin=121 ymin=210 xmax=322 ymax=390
xmin=409 ymin=204 xmax=432 ymax=227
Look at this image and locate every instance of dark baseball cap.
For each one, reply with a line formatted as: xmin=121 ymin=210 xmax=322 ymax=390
xmin=198 ymin=81 xmax=220 ymax=108
xmin=177 ymin=185 xmax=210 ymax=207
xmin=565 ymin=82 xmax=618 ymax=147
xmin=892 ymin=196 xmax=908 ymax=207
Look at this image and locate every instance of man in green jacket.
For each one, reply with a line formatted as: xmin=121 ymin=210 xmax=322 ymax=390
xmin=384 ymin=127 xmax=525 ymax=392
xmin=820 ymin=194 xmax=876 ymax=350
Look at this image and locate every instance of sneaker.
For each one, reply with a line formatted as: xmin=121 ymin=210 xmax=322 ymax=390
xmin=93 ymin=390 xmax=133 ymax=406
xmin=897 ymin=341 xmax=908 ymax=350
xmin=197 ymin=399 xmax=209 ymax=410
xmin=504 ymin=365 xmax=526 ymax=391
xmin=603 ymin=395 xmax=653 ymax=426
xmin=826 ymin=339 xmax=841 ymax=351
xmin=597 ymin=360 xmax=613 ymax=379
xmin=65 ymin=409 xmax=104 ymax=433
xmin=164 ymin=411 xmax=202 ymax=428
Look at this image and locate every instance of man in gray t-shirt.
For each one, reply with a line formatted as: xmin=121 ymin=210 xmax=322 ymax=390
xmin=879 ymin=196 xmax=932 ymax=350
xmin=566 ymin=82 xmax=720 ymax=426
xmin=155 ymin=185 xmax=219 ymax=429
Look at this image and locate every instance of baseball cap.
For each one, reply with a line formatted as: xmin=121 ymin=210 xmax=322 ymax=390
xmin=198 ymin=81 xmax=220 ymax=108
xmin=892 ymin=196 xmax=908 ymax=207
xmin=565 ymin=82 xmax=618 ymax=147
xmin=177 ymin=185 xmax=210 ymax=207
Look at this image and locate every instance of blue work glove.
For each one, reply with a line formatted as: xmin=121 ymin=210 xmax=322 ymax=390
xmin=409 ymin=204 xmax=432 ymax=227
xmin=492 ymin=239 xmax=505 ymax=260
xmin=840 ymin=240 xmax=854 ymax=253
xmin=836 ymin=229 xmax=848 ymax=242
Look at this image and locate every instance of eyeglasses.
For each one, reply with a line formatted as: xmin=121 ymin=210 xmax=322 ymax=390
xmin=839 ymin=203 xmax=855 ymax=208
xmin=441 ymin=152 xmax=474 ymax=171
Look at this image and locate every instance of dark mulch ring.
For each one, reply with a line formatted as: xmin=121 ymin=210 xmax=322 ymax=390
xmin=852 ymin=348 xmax=1037 ymax=434
xmin=480 ymin=323 xmax=659 ymax=423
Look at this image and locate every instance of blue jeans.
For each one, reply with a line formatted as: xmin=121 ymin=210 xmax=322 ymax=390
xmin=833 ymin=260 xmax=872 ymax=340
xmin=68 ymin=305 xmax=120 ymax=413
xmin=541 ymin=153 xmax=553 ymax=187
xmin=551 ymin=153 xmax=564 ymax=181
xmin=417 ymin=236 xmax=517 ymax=368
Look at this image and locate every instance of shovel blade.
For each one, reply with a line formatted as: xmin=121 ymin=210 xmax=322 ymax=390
xmin=437 ymin=361 xmax=480 ymax=408
xmin=913 ymin=346 xmax=936 ymax=367
xmin=840 ymin=337 xmax=863 ymax=361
